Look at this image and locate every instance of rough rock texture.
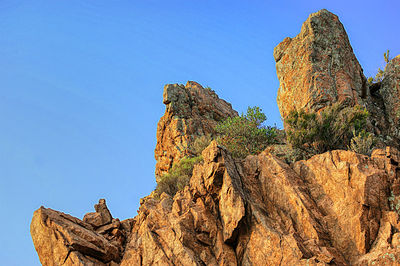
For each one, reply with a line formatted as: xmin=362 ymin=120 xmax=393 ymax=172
xmin=381 ymin=55 xmax=400 ymax=138
xmin=119 ymin=142 xmax=400 ymax=265
xmin=31 ymin=199 xmax=132 ymax=266
xmin=274 ymin=9 xmax=367 ymax=120
xmin=32 ymin=143 xmax=400 ymax=265
xmin=155 ymin=81 xmax=238 ymax=179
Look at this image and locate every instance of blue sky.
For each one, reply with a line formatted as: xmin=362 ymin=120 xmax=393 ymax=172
xmin=0 ymin=0 xmax=399 ymax=264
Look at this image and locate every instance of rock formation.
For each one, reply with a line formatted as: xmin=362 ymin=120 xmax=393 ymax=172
xmin=31 ymin=143 xmax=400 ymax=265
xmin=31 ymin=199 xmax=133 ymax=265
xmin=121 ymin=142 xmax=400 ymax=265
xmin=31 ymin=9 xmax=400 ymax=266
xmin=274 ymin=9 xmax=367 ymax=121
xmin=155 ymin=81 xmax=237 ymax=180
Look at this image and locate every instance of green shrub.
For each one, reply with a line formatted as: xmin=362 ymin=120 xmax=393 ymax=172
xmin=348 ymin=130 xmax=376 ymax=156
xmin=155 ymin=156 xmax=203 ymax=198
xmin=216 ymin=106 xmax=277 ymax=158
xmin=285 ymin=103 xmax=370 ymax=159
xmin=191 ymin=134 xmax=213 ymax=156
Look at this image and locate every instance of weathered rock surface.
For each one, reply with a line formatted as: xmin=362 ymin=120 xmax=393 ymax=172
xmin=31 ymin=199 xmax=132 ymax=266
xmin=121 ymin=142 xmax=400 ymax=265
xmin=154 ymin=81 xmax=238 ymax=180
xmin=381 ymin=55 xmax=400 ymax=138
xmin=274 ymin=9 xmax=367 ymax=121
xmin=32 ymin=143 xmax=400 ymax=265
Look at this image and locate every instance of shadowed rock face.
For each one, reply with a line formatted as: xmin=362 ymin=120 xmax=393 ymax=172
xmin=274 ymin=9 xmax=367 ymax=121
xmin=381 ymin=55 xmax=400 ymax=138
xmin=154 ymin=81 xmax=238 ymax=180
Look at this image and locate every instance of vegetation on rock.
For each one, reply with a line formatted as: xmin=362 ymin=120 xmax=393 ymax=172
xmin=190 ymin=134 xmax=213 ymax=156
xmin=155 ymin=156 xmax=203 ymax=198
xmin=348 ymin=130 xmax=376 ymax=156
xmin=215 ymin=106 xmax=277 ymax=158
xmin=285 ymin=103 xmax=372 ymax=159
xmin=368 ymin=49 xmax=392 ymax=84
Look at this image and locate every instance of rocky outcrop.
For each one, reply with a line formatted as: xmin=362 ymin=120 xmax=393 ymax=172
xmin=123 ymin=142 xmax=400 ymax=265
xmin=274 ymin=9 xmax=367 ymax=121
xmin=154 ymin=81 xmax=237 ymax=180
xmin=31 ymin=143 xmax=400 ymax=265
xmin=31 ymin=199 xmax=133 ymax=266
xmin=381 ymin=55 xmax=400 ymax=138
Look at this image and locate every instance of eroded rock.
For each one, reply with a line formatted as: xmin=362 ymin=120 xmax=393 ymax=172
xmin=121 ymin=143 xmax=400 ymax=265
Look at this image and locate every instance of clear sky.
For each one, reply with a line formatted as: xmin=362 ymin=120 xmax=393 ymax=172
xmin=0 ymin=0 xmax=399 ymax=264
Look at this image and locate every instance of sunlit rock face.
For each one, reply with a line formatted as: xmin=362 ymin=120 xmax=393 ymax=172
xmin=154 ymin=81 xmax=237 ymax=180
xmin=274 ymin=9 xmax=367 ymax=121
xmin=123 ymin=143 xmax=400 ymax=265
xmin=31 ymin=144 xmax=400 ymax=265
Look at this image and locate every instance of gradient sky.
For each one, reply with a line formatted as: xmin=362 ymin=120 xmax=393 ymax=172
xmin=0 ymin=0 xmax=399 ymax=265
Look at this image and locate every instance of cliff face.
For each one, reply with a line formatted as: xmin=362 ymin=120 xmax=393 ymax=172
xmin=31 ymin=9 xmax=400 ymax=266
xmin=154 ymin=81 xmax=238 ymax=180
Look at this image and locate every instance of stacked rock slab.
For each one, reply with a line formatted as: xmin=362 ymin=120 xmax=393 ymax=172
xmin=30 ymin=199 xmax=133 ymax=266
xmin=154 ymin=81 xmax=237 ymax=180
xmin=274 ymin=9 xmax=367 ymax=121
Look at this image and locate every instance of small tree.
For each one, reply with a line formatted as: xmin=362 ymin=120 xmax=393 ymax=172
xmin=216 ymin=106 xmax=277 ymax=158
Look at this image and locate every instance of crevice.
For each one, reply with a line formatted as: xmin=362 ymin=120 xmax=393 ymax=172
xmin=62 ymin=248 xmax=72 ymax=265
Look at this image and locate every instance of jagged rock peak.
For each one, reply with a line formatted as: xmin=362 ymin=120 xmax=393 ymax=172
xmin=275 ymin=9 xmax=367 ymax=120
xmin=154 ymin=81 xmax=238 ymax=180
